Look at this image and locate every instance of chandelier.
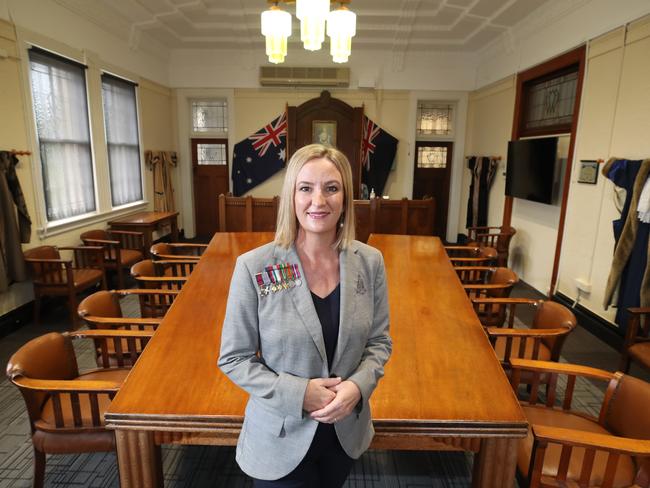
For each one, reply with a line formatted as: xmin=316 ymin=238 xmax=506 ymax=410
xmin=260 ymin=0 xmax=357 ymax=64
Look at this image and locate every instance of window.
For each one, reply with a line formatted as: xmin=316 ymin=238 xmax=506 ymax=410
xmin=522 ymin=69 xmax=578 ymax=132
xmin=197 ymin=143 xmax=227 ymax=165
xmin=416 ymin=102 xmax=453 ymax=136
xmin=102 ymin=74 xmax=143 ymax=206
xmin=417 ymin=146 xmax=448 ymax=168
xmin=28 ymin=47 xmax=96 ymax=222
xmin=192 ymin=100 xmax=228 ymax=133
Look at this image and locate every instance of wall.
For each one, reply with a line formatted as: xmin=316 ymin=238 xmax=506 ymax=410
xmin=0 ymin=18 xmax=176 ymax=319
xmin=460 ymin=76 xmax=516 ymax=232
xmin=462 ymin=14 xmax=650 ymax=326
xmin=557 ymin=16 xmax=650 ymax=325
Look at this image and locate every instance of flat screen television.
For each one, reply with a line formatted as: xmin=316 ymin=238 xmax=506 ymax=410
xmin=505 ymin=137 xmax=561 ymax=205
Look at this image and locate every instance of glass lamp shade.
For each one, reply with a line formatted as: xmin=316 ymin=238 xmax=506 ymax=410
xmin=296 ymin=0 xmax=330 ymax=51
xmin=327 ymin=6 xmax=356 ymax=63
xmin=261 ymin=6 xmax=292 ymax=63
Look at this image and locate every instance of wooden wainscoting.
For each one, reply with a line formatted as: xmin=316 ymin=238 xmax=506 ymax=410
xmin=217 ymin=194 xmax=435 ymax=242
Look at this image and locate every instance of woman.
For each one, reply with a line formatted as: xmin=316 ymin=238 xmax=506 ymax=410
xmin=218 ymin=144 xmax=392 ymax=487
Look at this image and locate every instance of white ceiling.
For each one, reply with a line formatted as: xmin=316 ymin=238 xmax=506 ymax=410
xmin=53 ymin=0 xmax=553 ymax=58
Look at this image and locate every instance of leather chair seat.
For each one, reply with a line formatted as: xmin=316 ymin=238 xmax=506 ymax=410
xmin=494 ymin=338 xmax=552 ymax=362
xmin=519 ymin=405 xmax=637 ymax=487
xmin=35 ymin=368 xmax=129 ymax=433
xmin=629 ymin=342 xmax=650 ymax=370
xmin=39 ymin=268 xmax=104 ymax=294
xmin=32 ymin=429 xmax=115 ymax=454
xmin=106 ymin=249 xmax=143 ymax=266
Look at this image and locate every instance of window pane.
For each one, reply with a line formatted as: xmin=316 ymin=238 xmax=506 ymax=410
xmin=192 ymin=100 xmax=228 ymax=132
xmin=417 ymin=102 xmax=453 ymax=136
xmin=524 ymin=71 xmax=578 ymax=130
xmin=102 ymin=75 xmax=143 ymax=206
xmin=197 ymin=143 xmax=227 ymax=165
xmin=29 ymin=49 xmax=96 ymax=221
xmin=417 ymin=146 xmax=447 ymax=168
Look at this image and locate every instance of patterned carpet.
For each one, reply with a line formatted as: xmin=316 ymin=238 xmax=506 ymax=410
xmin=0 ymin=296 xmax=606 ymax=487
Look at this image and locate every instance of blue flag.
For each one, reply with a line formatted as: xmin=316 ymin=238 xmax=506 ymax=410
xmin=360 ymin=116 xmax=398 ymax=197
xmin=232 ymin=112 xmax=287 ymax=196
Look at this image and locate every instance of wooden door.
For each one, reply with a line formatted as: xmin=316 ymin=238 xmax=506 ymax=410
xmin=192 ymin=138 xmax=229 ymax=238
xmin=412 ymin=141 xmax=452 ymax=238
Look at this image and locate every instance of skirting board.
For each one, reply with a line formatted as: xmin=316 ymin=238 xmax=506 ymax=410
xmin=553 ymin=292 xmax=623 ymax=351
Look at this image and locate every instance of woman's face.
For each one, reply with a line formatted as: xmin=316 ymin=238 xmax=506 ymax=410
xmin=294 ymin=157 xmax=344 ymax=240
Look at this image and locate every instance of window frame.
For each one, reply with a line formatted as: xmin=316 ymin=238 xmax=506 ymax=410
xmin=100 ymin=71 xmax=146 ymax=209
xmin=18 ymin=32 xmax=147 ymax=238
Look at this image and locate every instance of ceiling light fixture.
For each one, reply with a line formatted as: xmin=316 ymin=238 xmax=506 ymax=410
xmin=260 ymin=0 xmax=356 ymax=64
xmin=261 ymin=3 xmax=292 ymax=64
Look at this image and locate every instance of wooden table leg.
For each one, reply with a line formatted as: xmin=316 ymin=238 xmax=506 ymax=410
xmin=472 ymin=437 xmax=519 ymax=488
xmin=170 ymin=216 xmax=179 ymax=241
xmin=115 ymin=430 xmax=163 ymax=488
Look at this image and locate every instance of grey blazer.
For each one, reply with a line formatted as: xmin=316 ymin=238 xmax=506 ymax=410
xmin=218 ymin=240 xmax=392 ymax=480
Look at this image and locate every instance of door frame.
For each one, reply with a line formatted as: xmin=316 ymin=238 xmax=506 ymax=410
xmin=191 ymin=137 xmax=230 ymax=238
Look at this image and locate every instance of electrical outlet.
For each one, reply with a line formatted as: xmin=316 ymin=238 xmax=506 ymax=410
xmin=575 ymin=277 xmax=591 ymax=294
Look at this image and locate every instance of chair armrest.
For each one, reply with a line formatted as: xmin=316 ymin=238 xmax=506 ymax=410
xmin=509 ymin=358 xmax=616 ymax=382
xmin=472 ymin=297 xmax=540 ymax=306
xmin=445 ymin=245 xmax=480 ymax=252
xmin=134 ymin=276 xmax=187 ymax=285
xmin=533 ymin=424 xmax=650 ymax=456
xmin=81 ymin=238 xmax=120 ymax=246
xmin=627 ymin=307 xmax=650 ymax=314
xmin=114 ymin=289 xmax=179 ymax=297
xmin=170 ymin=243 xmax=208 ymax=249
xmin=67 ymin=329 xmax=155 ymax=339
xmin=59 ymin=246 xmax=104 ymax=252
xmin=454 ymin=266 xmax=496 ymax=272
xmin=24 ymin=258 xmax=71 ymax=265
xmin=487 ymin=327 xmax=570 ymax=338
xmin=78 ymin=316 xmax=163 ymax=328
xmin=464 ymin=283 xmax=514 ymax=290
xmin=11 ymin=376 xmax=120 ymax=392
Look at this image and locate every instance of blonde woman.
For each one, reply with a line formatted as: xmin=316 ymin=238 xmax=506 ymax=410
xmin=218 ymin=144 xmax=392 ymax=487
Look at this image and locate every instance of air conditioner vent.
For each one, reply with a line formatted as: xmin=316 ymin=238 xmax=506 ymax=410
xmin=259 ymin=66 xmax=350 ymax=87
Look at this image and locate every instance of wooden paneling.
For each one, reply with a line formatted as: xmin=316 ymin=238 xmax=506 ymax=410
xmin=217 ymin=195 xmax=435 ymax=242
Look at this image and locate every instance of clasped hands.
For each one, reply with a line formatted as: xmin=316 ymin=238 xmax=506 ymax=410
xmin=303 ymin=377 xmax=361 ymax=424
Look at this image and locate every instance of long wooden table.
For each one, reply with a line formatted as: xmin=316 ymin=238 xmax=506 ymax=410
xmin=106 ymin=232 xmax=527 ymax=487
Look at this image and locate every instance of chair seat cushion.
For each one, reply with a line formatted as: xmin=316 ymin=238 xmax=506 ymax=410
xmin=106 ymin=249 xmax=143 ymax=266
xmin=36 ymin=368 xmax=129 ymax=433
xmin=38 ymin=268 xmax=104 ymax=294
xmin=493 ymin=337 xmax=552 ymax=362
xmin=629 ymin=342 xmax=650 ymax=370
xmin=519 ymin=405 xmax=637 ymax=487
xmin=32 ymin=429 xmax=115 ymax=454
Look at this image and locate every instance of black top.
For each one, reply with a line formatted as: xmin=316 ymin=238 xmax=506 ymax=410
xmin=311 ymin=284 xmax=341 ymax=371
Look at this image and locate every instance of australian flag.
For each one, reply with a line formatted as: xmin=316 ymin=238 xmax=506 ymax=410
xmin=360 ymin=116 xmax=398 ymax=197
xmin=232 ymin=111 xmax=287 ymax=196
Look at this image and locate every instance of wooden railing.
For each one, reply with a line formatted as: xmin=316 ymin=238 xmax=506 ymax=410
xmin=217 ymin=194 xmax=435 ymax=242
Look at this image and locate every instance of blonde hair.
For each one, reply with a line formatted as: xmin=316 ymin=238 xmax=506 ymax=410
xmin=275 ymin=144 xmax=355 ymax=250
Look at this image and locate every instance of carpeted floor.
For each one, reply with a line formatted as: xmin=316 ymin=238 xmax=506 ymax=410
xmin=0 ymin=283 xmax=627 ymax=487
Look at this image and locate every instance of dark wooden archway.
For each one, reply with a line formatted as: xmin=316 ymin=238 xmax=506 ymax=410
xmin=287 ymin=91 xmax=364 ymax=198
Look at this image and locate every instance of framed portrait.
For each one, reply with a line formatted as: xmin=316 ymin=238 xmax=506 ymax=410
xmin=577 ymin=160 xmax=599 ymax=184
xmin=312 ymin=121 xmax=337 ymax=147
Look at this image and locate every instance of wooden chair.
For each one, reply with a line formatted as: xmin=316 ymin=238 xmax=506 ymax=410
xmin=476 ymin=299 xmax=576 ymax=366
xmin=78 ymin=290 xmax=163 ymax=367
xmin=23 ymin=245 xmax=106 ymax=328
xmin=467 ymin=225 xmax=516 ymax=267
xmin=445 ymin=245 xmax=497 ymax=266
xmin=6 ymin=330 xmax=153 ymax=488
xmin=510 ymin=358 xmax=650 ymax=488
xmin=80 ymin=229 xmax=144 ymax=289
xmin=458 ymin=267 xmax=518 ymax=326
xmin=619 ymin=307 xmax=650 ymax=374
xmin=130 ymin=260 xmax=187 ymax=290
xmin=150 ymin=242 xmax=206 ymax=260
xmin=115 ymin=289 xmax=178 ymax=319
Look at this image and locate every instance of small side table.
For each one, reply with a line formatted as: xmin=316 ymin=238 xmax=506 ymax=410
xmin=109 ymin=211 xmax=179 ymax=258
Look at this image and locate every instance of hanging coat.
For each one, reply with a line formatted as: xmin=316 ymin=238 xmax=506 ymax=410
xmin=466 ymin=156 xmax=498 ymax=228
xmin=0 ymin=151 xmax=32 ymax=291
xmin=602 ymin=157 xmax=650 ymax=330
xmin=145 ymin=150 xmax=177 ymax=213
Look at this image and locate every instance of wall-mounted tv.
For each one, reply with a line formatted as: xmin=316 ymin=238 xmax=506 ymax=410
xmin=505 ymin=137 xmax=563 ymax=205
